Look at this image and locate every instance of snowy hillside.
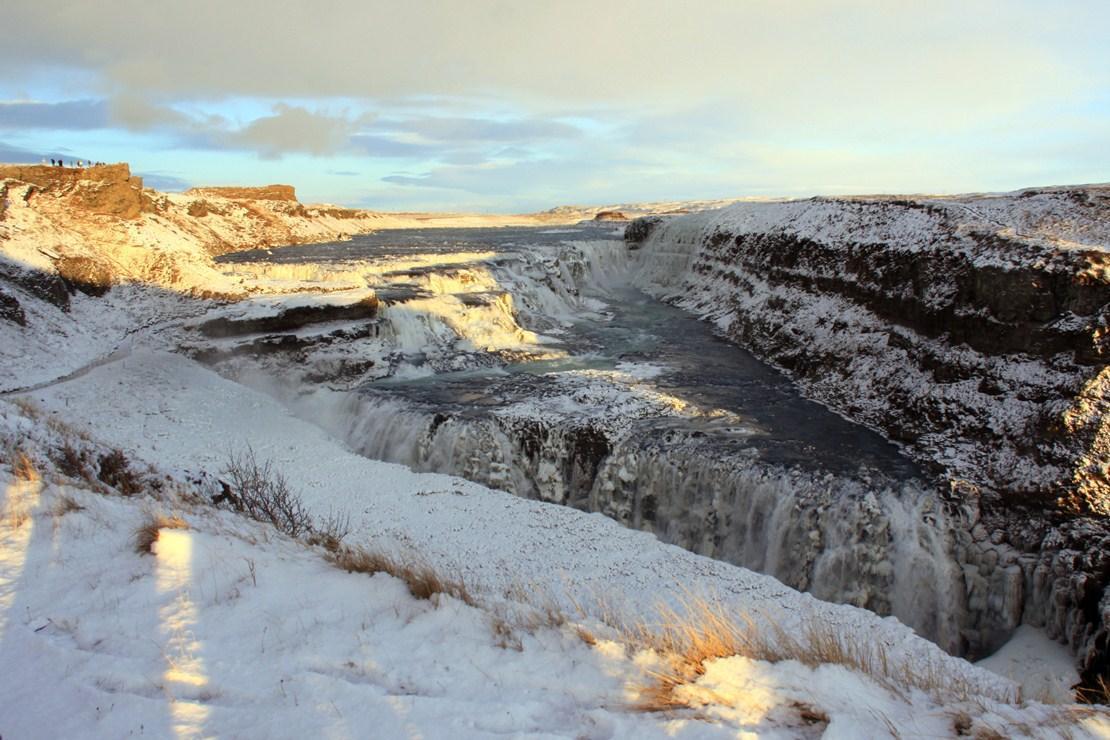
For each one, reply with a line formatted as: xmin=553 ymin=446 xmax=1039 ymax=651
xmin=4 ymin=370 xmax=1104 ymax=738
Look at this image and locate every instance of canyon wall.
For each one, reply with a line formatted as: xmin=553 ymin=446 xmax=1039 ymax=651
xmin=627 ymin=186 xmax=1110 ymax=684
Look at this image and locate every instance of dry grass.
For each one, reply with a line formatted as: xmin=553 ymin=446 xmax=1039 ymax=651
xmin=11 ymin=448 xmax=39 ymax=481
xmin=44 ymin=415 xmax=90 ymax=442
xmin=98 ymin=449 xmax=145 ymax=496
xmin=329 ymin=545 xmax=476 ymax=607
xmin=1075 ymin=675 xmax=1110 ymax=705
xmin=951 ymin=700 xmax=1107 ymax=739
xmin=52 ymin=494 xmax=84 ymax=517
xmin=306 ymin=510 xmax=351 ymax=553
xmin=133 ymin=514 xmax=188 ymax=555
xmin=11 ymin=397 xmax=41 ymax=419
xmin=53 ymin=441 xmax=92 ymax=482
xmin=623 ymin=596 xmax=1015 ymax=713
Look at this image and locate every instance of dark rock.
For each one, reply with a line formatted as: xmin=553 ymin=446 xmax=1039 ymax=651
xmin=55 ymin=256 xmax=113 ymax=296
xmin=0 ymin=289 xmax=25 ymax=325
xmin=624 ymin=216 xmax=666 ymax=245
xmin=0 ymin=261 xmax=72 ymax=311
xmin=196 ymin=295 xmax=380 ymax=338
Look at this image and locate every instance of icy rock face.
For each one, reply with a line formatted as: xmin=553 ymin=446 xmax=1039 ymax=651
xmin=627 ymin=186 xmax=1110 ymax=684
xmin=313 ymin=386 xmax=1024 ymax=659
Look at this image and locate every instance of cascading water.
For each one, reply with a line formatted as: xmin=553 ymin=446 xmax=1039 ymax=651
xmin=220 ymin=225 xmax=1023 ymax=660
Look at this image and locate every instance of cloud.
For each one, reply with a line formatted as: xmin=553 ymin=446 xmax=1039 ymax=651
xmin=226 ymin=104 xmax=352 ymax=158
xmin=0 ymin=99 xmax=109 ymax=130
xmin=395 ymin=116 xmax=580 ymax=143
xmin=135 ymin=170 xmax=191 ymax=191
xmin=1 ymin=1 xmax=1101 ymax=123
xmin=128 ymin=102 xmax=358 ymax=158
xmin=109 ymin=95 xmax=191 ymax=131
xmin=348 ymin=133 xmax=440 ymax=158
xmin=0 ymin=140 xmax=92 ymax=163
xmin=0 ymin=2 xmax=1105 ymax=208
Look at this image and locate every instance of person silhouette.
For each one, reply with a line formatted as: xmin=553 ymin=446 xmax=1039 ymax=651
xmin=50 ymin=159 xmax=55 ymax=166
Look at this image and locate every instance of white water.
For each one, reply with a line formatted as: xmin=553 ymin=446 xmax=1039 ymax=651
xmin=237 ymin=226 xmax=1023 ymax=660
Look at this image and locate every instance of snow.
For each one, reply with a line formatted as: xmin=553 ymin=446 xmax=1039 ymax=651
xmin=976 ymin=626 xmax=1082 ymax=704
xmin=2 ymin=170 xmax=1108 ymax=736
xmin=4 ymin=376 xmax=1106 ymax=737
xmin=7 ymin=362 xmax=1106 ymax=737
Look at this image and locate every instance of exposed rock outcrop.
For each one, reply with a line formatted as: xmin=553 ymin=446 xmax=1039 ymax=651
xmin=195 ymin=294 xmax=379 ymax=338
xmin=185 ymin=184 xmax=298 ymax=202
xmin=0 ymin=163 xmax=143 ymax=219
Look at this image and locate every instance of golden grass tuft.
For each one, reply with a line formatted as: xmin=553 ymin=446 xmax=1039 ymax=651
xmin=12 ymin=448 xmax=39 ymax=481
xmin=329 ymin=545 xmax=476 ymax=607
xmin=624 ymin=596 xmax=1016 ymax=714
xmin=133 ymin=514 xmax=188 ymax=555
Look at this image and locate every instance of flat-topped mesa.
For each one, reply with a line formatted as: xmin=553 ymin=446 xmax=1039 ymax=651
xmin=0 ymin=163 xmax=143 ymax=219
xmin=184 ymin=184 xmax=298 ymax=202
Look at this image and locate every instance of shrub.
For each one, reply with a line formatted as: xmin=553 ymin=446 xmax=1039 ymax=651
xmin=306 ymin=510 xmax=351 ymax=552
xmin=54 ymin=441 xmax=91 ymax=481
xmin=222 ymin=446 xmax=311 ymax=538
xmin=98 ymin=449 xmax=144 ymax=495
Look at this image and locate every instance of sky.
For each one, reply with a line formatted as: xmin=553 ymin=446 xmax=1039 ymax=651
xmin=0 ymin=1 xmax=1107 ymax=212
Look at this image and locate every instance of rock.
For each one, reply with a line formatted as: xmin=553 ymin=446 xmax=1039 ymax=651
xmin=593 ymin=210 xmax=629 ymax=221
xmin=0 ymin=163 xmax=143 ymax=219
xmin=0 ymin=261 xmax=72 ymax=311
xmin=196 ymin=295 xmax=380 ymax=338
xmin=185 ymin=184 xmax=298 ymax=202
xmin=0 ymin=289 xmax=24 ymax=325
xmin=624 ymin=215 xmax=666 ymax=245
xmin=55 ymin=256 xmax=113 ymax=296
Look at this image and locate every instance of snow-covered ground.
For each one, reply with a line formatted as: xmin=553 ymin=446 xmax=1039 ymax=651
xmin=2 ymin=170 xmax=1108 ymax=736
xmin=3 ymin=355 xmax=1105 ymax=738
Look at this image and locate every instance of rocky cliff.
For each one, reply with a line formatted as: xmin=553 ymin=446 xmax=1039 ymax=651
xmin=0 ymin=164 xmax=394 ymax=300
xmin=185 ymin=184 xmax=298 ymax=201
xmin=627 ymin=186 xmax=1110 ymax=684
xmin=0 ymin=163 xmax=144 ymax=219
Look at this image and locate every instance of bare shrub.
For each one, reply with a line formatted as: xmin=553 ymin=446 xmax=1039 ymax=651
xmin=54 ymin=441 xmax=91 ymax=481
xmin=133 ymin=514 xmax=188 ymax=555
xmin=329 ymin=545 xmax=476 ymax=607
xmin=222 ymin=446 xmax=311 ymax=538
xmin=98 ymin=449 xmax=144 ymax=495
xmin=306 ymin=510 xmax=351 ymax=552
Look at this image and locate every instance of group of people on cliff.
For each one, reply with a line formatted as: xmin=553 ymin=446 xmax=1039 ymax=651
xmin=43 ymin=158 xmax=105 ymax=168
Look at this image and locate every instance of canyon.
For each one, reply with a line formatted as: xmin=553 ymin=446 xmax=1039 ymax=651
xmin=2 ymin=165 xmax=1107 ymax=707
